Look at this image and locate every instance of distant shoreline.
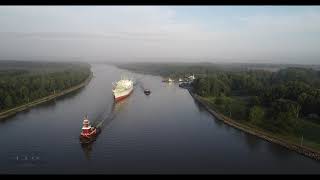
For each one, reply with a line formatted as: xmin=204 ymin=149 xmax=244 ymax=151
xmin=188 ymin=90 xmax=320 ymax=161
xmin=0 ymin=71 xmax=93 ymax=120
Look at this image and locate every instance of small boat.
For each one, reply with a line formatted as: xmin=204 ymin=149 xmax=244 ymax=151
xmin=80 ymin=115 xmax=100 ymax=143
xmin=144 ymin=89 xmax=151 ymax=95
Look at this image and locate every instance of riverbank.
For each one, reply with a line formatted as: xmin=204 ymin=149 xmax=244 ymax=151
xmin=188 ymin=90 xmax=320 ymax=161
xmin=116 ymin=64 xmax=320 ymax=161
xmin=0 ymin=71 xmax=93 ymax=120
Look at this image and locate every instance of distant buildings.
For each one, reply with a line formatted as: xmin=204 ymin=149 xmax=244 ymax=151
xmin=179 ymin=74 xmax=196 ymax=88
xmin=188 ymin=74 xmax=195 ymax=81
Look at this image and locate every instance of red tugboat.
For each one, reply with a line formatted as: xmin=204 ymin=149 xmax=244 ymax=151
xmin=80 ymin=115 xmax=100 ymax=143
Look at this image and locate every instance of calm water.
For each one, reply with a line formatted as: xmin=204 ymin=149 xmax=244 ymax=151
xmin=0 ymin=64 xmax=319 ymax=174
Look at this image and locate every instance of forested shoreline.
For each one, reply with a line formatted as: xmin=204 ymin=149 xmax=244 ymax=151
xmin=0 ymin=61 xmax=92 ymax=112
xmin=116 ymin=62 xmax=320 ymax=151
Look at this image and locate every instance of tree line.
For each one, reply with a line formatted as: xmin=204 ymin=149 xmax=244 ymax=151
xmin=192 ymin=67 xmax=320 ymax=134
xmin=0 ymin=62 xmax=91 ymax=112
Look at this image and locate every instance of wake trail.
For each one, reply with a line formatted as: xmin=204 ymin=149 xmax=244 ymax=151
xmin=93 ymin=102 xmax=116 ymax=129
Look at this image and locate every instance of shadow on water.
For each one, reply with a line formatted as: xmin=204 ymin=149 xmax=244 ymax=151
xmin=80 ymin=97 xmax=130 ymax=160
xmin=265 ymin=139 xmax=292 ymax=160
xmin=244 ymin=133 xmax=261 ymax=151
xmin=241 ymin=125 xmax=292 ymax=159
xmin=53 ymin=87 xmax=87 ymax=102
xmin=80 ymin=137 xmax=96 ymax=160
xmin=192 ymin=96 xmax=207 ymax=113
xmin=191 ymin=96 xmax=225 ymax=129
xmin=240 ymin=125 xmax=292 ymax=160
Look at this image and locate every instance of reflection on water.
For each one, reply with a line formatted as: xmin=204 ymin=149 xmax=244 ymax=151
xmin=164 ymin=82 xmax=174 ymax=88
xmin=244 ymin=133 xmax=261 ymax=151
xmin=191 ymin=97 xmax=227 ymax=130
xmin=114 ymin=98 xmax=129 ymax=113
xmin=266 ymin=141 xmax=292 ymax=159
xmin=80 ymin=137 xmax=95 ymax=160
xmin=192 ymin=96 xmax=206 ymax=113
xmin=54 ymin=87 xmax=87 ymax=102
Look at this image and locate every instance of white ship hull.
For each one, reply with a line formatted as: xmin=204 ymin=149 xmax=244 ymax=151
xmin=112 ymin=76 xmax=134 ymax=102
xmin=113 ymin=84 xmax=133 ymax=102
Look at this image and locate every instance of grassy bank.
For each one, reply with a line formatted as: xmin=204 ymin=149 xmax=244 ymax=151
xmin=0 ymin=71 xmax=93 ymax=120
xmin=190 ymin=91 xmax=320 ymax=161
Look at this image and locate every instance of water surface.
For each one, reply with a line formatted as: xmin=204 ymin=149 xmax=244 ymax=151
xmin=0 ymin=64 xmax=319 ymax=174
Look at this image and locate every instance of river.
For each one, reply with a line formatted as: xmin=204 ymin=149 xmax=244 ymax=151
xmin=0 ymin=64 xmax=319 ymax=174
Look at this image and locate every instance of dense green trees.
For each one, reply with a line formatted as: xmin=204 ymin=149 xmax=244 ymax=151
xmin=192 ymin=67 xmax=320 ymax=134
xmin=249 ymin=106 xmax=265 ymax=125
xmin=267 ymin=99 xmax=301 ymax=133
xmin=193 ymin=74 xmax=231 ymax=97
xmin=0 ymin=62 xmax=91 ymax=111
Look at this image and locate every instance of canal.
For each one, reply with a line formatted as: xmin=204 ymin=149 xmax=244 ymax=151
xmin=0 ymin=64 xmax=319 ymax=174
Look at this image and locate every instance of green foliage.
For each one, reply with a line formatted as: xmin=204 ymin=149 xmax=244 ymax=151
xmin=300 ymin=119 xmax=320 ymax=145
xmin=228 ymin=98 xmax=248 ymax=120
xmin=215 ymin=96 xmax=224 ymax=105
xmin=272 ymin=68 xmax=320 ymax=87
xmin=0 ymin=62 xmax=91 ymax=111
xmin=249 ymin=96 xmax=261 ymax=107
xmin=268 ymin=99 xmax=301 ymax=133
xmin=4 ymin=95 xmax=13 ymax=108
xmin=193 ymin=75 xmax=231 ymax=97
xmin=208 ymin=95 xmax=247 ymax=121
xmin=249 ymin=106 xmax=265 ymax=125
xmin=193 ymin=66 xmax=320 ymax=134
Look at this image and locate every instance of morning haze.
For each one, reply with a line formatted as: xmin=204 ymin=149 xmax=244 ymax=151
xmin=2 ymin=6 xmax=320 ymax=175
xmin=0 ymin=6 xmax=319 ymax=64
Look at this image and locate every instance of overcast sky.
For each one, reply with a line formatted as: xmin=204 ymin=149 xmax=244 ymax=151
xmin=0 ymin=6 xmax=319 ymax=64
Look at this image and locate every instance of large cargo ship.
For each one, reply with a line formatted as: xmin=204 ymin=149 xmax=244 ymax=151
xmin=112 ymin=76 xmax=133 ymax=102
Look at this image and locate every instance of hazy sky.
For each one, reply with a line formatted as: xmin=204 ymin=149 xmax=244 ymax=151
xmin=0 ymin=6 xmax=320 ymax=64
